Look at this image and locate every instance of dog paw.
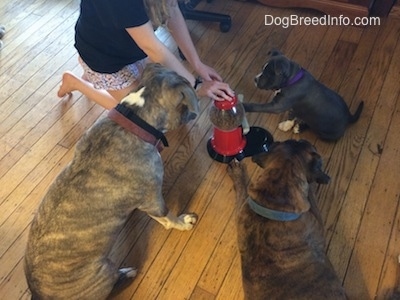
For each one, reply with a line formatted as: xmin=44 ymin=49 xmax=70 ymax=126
xmin=119 ymin=267 xmax=137 ymax=279
xmin=227 ymin=159 xmax=243 ymax=178
xmin=274 ymin=89 xmax=281 ymax=96
xmin=179 ymin=213 xmax=198 ymax=230
xmin=111 ymin=268 xmax=137 ymax=296
xmin=278 ymin=120 xmax=295 ymax=132
xmin=227 ymin=160 xmax=247 ymax=187
xmin=293 ymin=123 xmax=300 ymax=134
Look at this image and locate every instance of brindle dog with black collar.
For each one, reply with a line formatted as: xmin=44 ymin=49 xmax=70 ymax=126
xmin=227 ymin=139 xmax=347 ymax=299
xmin=24 ymin=64 xmax=199 ymax=300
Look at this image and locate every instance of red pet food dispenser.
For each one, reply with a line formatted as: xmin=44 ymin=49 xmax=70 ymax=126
xmin=207 ymin=94 xmax=274 ymax=163
xmin=207 ymin=95 xmax=247 ymax=163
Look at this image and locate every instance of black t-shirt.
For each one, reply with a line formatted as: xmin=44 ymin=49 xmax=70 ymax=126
xmin=75 ymin=0 xmax=150 ymax=73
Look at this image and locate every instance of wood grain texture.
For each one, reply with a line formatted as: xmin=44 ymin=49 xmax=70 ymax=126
xmin=0 ymin=0 xmax=399 ymax=299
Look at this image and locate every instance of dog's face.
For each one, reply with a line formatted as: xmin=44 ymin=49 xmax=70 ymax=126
xmin=254 ymin=50 xmax=297 ymax=90
xmin=249 ymin=139 xmax=330 ymax=213
xmin=252 ymin=139 xmax=330 ymax=184
xmin=122 ymin=63 xmax=199 ymax=132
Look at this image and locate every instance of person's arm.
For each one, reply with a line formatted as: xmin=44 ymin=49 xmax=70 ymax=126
xmin=165 ymin=1 xmax=234 ymax=100
xmin=165 ymin=0 xmax=217 ymax=80
xmin=126 ymin=21 xmax=196 ymax=86
xmin=126 ymin=19 xmax=233 ymax=100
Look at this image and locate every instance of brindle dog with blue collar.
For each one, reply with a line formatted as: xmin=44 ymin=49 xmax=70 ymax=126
xmin=243 ymin=50 xmax=364 ymax=141
xmin=227 ymin=139 xmax=347 ymax=299
xmin=24 ymin=64 xmax=199 ymax=300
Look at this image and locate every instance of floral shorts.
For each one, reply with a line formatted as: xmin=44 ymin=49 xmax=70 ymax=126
xmin=79 ymin=57 xmax=148 ymax=90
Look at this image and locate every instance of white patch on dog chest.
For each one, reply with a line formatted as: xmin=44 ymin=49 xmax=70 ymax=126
xmin=122 ymin=87 xmax=146 ymax=107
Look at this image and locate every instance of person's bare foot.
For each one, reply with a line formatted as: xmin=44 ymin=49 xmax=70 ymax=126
xmin=57 ymin=71 xmax=79 ymax=98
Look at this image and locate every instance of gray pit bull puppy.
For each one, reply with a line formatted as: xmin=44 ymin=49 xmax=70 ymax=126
xmin=243 ymin=50 xmax=364 ymax=141
xmin=227 ymin=139 xmax=347 ymax=299
xmin=24 ymin=64 xmax=199 ymax=300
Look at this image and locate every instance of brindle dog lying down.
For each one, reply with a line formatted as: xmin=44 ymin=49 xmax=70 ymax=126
xmin=227 ymin=139 xmax=347 ymax=300
xmin=25 ymin=64 xmax=199 ymax=300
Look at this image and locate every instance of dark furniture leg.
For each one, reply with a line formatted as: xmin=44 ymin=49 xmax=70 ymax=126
xmin=179 ymin=0 xmax=232 ymax=32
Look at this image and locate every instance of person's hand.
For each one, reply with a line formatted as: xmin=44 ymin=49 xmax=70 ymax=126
xmin=196 ymin=80 xmax=235 ymax=101
xmin=193 ymin=62 xmax=234 ymax=101
xmin=195 ymin=62 xmax=223 ymax=82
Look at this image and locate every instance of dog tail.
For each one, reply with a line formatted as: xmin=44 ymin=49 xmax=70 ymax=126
xmin=348 ymin=101 xmax=364 ymax=124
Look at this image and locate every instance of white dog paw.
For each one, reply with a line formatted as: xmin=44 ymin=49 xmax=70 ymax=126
xmin=278 ymin=120 xmax=295 ymax=132
xmin=182 ymin=213 xmax=198 ymax=225
xmin=179 ymin=213 xmax=198 ymax=230
xmin=118 ymin=267 xmax=137 ymax=279
xmin=274 ymin=89 xmax=281 ymax=96
xmin=293 ymin=123 xmax=300 ymax=134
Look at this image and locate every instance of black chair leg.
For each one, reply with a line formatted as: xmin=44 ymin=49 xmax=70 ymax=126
xmin=179 ymin=0 xmax=232 ymax=32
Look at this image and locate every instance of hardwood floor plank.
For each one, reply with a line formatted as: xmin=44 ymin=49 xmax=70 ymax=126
xmin=116 ymin=162 xmax=227 ymax=299
xmin=196 ymin=210 xmax=238 ymax=296
xmin=0 ymin=146 xmax=76 ymax=296
xmin=215 ymin=253 xmax=244 ymax=300
xmin=0 ymin=0 xmax=77 ymax=79
xmin=0 ymin=143 xmax=69 ymax=251
xmin=326 ymin=21 xmax=400 ymax=284
xmin=312 ymin=38 xmax=361 ymax=229
xmin=57 ymin=105 xmax=106 ymax=149
xmin=154 ymin=173 xmax=237 ymax=300
xmin=0 ymin=98 xmax=97 ymax=229
xmin=376 ymin=200 xmax=400 ymax=300
xmin=342 ymin=29 xmax=400 ymax=297
xmin=1 ymin=0 xmax=400 ymax=299
xmin=0 ymin=13 xmax=77 ymax=128
xmin=0 ymin=256 xmax=27 ymax=300
xmin=344 ymin=98 xmax=400 ymax=298
xmin=190 ymin=286 xmax=216 ymax=300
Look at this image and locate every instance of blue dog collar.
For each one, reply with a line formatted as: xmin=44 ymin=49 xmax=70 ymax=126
xmin=247 ymin=197 xmax=302 ymax=221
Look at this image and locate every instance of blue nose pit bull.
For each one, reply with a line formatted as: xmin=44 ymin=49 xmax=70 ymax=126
xmin=243 ymin=50 xmax=364 ymax=141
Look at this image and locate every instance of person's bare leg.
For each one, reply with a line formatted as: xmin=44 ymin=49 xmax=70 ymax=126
xmin=58 ymin=71 xmax=138 ymax=110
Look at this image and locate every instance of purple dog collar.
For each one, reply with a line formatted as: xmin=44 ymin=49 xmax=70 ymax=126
xmin=285 ymin=68 xmax=305 ymax=87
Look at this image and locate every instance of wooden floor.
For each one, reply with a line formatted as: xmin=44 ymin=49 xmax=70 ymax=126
xmin=1 ymin=0 xmax=400 ymax=299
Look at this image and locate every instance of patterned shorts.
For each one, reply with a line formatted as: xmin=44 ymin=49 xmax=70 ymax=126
xmin=79 ymin=57 xmax=148 ymax=90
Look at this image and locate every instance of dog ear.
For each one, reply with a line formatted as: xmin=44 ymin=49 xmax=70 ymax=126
xmin=272 ymin=59 xmax=291 ymax=78
xmin=251 ymin=152 xmax=268 ymax=168
xmin=251 ymin=142 xmax=280 ymax=167
xmin=268 ymin=49 xmax=283 ymax=57
xmin=179 ymin=84 xmax=199 ymax=121
xmin=309 ymin=152 xmax=331 ymax=184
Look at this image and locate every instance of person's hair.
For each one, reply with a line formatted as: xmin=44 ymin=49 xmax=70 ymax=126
xmin=144 ymin=0 xmax=171 ymax=27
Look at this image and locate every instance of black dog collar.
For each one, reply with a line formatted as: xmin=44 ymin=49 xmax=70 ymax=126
xmin=194 ymin=77 xmax=202 ymax=90
xmin=247 ymin=197 xmax=302 ymax=221
xmin=285 ymin=68 xmax=305 ymax=87
xmin=108 ymin=104 xmax=169 ymax=152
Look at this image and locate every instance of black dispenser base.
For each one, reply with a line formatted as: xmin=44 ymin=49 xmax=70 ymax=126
xmin=207 ymin=126 xmax=274 ymax=163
